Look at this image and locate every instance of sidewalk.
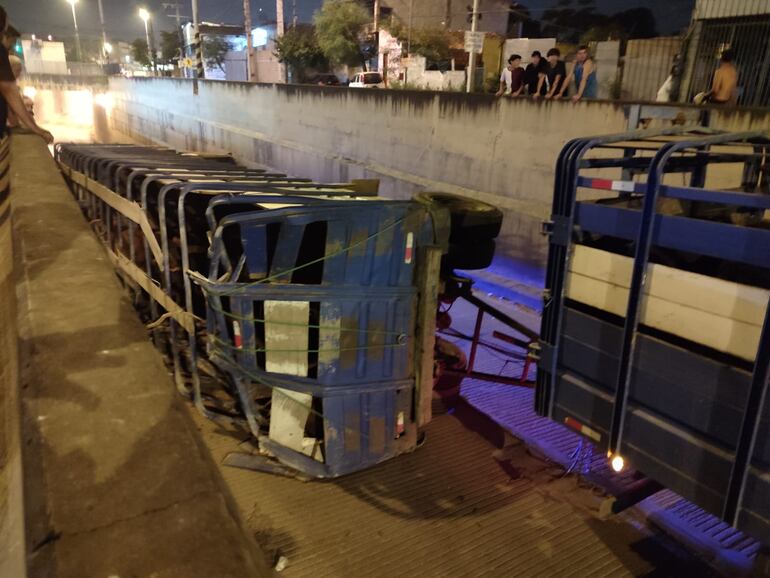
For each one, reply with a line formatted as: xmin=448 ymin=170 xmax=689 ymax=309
xmin=11 ymin=133 xmax=271 ymax=577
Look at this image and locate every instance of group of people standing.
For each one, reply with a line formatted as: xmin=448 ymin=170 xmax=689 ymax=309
xmin=497 ymin=45 xmax=597 ymax=103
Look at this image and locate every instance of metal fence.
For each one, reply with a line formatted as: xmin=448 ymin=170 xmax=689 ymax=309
xmin=618 ymin=0 xmax=770 ymax=107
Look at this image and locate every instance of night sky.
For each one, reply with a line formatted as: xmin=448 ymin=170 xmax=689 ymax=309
xmin=5 ymin=0 xmax=695 ymax=43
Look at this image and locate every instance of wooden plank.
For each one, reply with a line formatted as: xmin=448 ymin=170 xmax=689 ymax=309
xmin=62 ymin=164 xmax=165 ymax=271
xmin=415 ymin=246 xmax=443 ymax=427
xmin=105 ymin=248 xmax=195 ymax=334
xmin=566 ymin=245 xmax=767 ymax=361
xmin=570 ymin=244 xmax=768 ymax=326
xmin=265 ymin=301 xmax=322 ymax=461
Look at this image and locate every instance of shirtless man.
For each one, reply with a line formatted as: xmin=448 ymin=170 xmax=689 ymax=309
xmin=708 ymin=49 xmax=738 ymax=105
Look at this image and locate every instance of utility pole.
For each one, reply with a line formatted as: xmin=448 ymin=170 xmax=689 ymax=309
xmin=373 ymin=0 xmax=379 ymax=73
xmin=292 ymin=0 xmax=297 ymax=28
xmin=445 ymin=0 xmax=451 ymax=28
xmin=148 ymin=17 xmax=158 ymax=74
xmin=163 ymin=1 xmax=187 ymax=74
xmin=191 ymin=0 xmax=204 ymax=81
xmin=243 ymin=0 xmax=254 ymax=81
xmin=404 ymin=0 xmax=413 ymax=84
xmin=97 ymin=0 xmax=108 ymax=61
xmin=465 ymin=0 xmax=479 ymax=93
xmin=407 ymin=0 xmax=413 ymax=54
xmin=66 ymin=0 xmax=82 ymax=62
xmin=276 ymin=0 xmax=286 ymax=82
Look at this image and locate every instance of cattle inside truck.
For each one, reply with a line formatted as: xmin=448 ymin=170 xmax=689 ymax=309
xmin=536 ymin=128 xmax=770 ymax=557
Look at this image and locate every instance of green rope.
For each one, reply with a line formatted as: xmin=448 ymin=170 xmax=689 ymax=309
xmin=209 ymin=333 xmax=407 ymax=354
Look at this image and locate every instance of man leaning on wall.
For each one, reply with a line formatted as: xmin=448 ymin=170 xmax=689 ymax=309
xmin=0 ymin=6 xmax=52 ymax=145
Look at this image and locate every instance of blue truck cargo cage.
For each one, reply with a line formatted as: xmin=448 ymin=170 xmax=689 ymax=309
xmin=55 ymin=143 xmax=447 ymax=479
xmin=536 ymin=127 xmax=770 ymax=545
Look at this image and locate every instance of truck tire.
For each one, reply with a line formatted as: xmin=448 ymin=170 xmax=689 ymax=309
xmin=418 ymin=192 xmax=503 ymax=243
xmin=443 ymin=239 xmax=496 ymax=270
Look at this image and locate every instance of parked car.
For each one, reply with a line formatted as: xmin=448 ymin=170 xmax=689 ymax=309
xmin=349 ymin=72 xmax=384 ymax=88
xmin=308 ymin=73 xmax=340 ymax=86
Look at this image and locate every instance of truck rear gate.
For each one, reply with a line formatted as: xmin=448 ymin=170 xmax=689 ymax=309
xmin=537 ymin=128 xmax=770 ymax=544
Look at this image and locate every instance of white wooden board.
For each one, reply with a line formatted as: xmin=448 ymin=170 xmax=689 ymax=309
xmin=566 ymin=244 xmax=768 ymax=361
xmin=265 ymin=300 xmax=322 ymax=460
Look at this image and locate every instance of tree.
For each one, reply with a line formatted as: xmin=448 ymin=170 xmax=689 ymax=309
xmin=131 ymin=38 xmax=150 ymax=67
xmin=508 ymin=3 xmax=541 ymax=38
xmin=202 ymin=36 xmax=232 ymax=73
xmin=274 ymin=24 xmax=328 ymax=81
xmin=160 ymin=30 xmax=182 ymax=64
xmin=383 ymin=17 xmax=451 ymax=63
xmin=541 ymin=0 xmax=604 ymax=43
xmin=314 ymin=0 xmax=371 ymax=69
xmin=580 ymin=7 xmax=658 ymax=44
xmin=612 ymin=8 xmax=658 ymax=39
xmin=410 ymin=27 xmax=452 ymax=63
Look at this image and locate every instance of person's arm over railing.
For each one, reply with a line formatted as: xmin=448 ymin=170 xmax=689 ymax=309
xmin=572 ymin=59 xmax=593 ymax=103
xmin=0 ymin=82 xmax=52 ymax=143
xmin=556 ymin=65 xmax=574 ymax=100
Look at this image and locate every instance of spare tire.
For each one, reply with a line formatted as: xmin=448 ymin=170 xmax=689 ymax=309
xmin=417 ymin=192 xmax=503 ymax=244
xmin=443 ymin=239 xmax=496 ymax=271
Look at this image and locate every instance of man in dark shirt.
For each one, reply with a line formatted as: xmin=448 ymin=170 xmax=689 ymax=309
xmin=523 ymin=50 xmax=546 ymax=97
xmin=543 ymin=48 xmax=567 ymax=100
xmin=0 ymin=7 xmax=52 ymax=142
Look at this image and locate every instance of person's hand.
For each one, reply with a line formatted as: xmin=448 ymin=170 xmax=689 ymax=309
xmin=495 ymin=90 xmax=503 ymax=97
xmin=532 ymin=93 xmax=541 ymax=100
xmin=544 ymin=93 xmax=552 ymax=100
xmin=571 ymin=94 xmax=581 ymax=103
xmin=36 ymin=128 xmax=54 ymax=144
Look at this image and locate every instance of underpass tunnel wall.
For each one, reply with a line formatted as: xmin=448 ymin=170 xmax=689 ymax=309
xmin=106 ymin=78 xmax=632 ymax=270
xmin=20 ymin=76 xmax=118 ymax=144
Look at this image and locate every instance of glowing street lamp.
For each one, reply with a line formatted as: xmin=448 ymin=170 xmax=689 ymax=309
xmin=138 ymin=8 xmax=156 ymax=74
xmin=103 ymin=42 xmax=113 ymax=55
xmin=65 ymin=0 xmax=82 ymax=62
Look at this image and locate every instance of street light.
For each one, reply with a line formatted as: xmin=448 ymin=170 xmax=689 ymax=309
xmin=66 ymin=0 xmax=82 ymax=62
xmin=138 ymin=8 xmax=155 ymax=74
xmin=103 ymin=42 xmax=113 ymax=55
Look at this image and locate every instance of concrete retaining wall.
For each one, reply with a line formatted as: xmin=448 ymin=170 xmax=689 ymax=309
xmin=0 ymin=137 xmax=26 ymax=578
xmin=107 ymin=78 xmax=630 ymax=265
xmin=106 ymin=78 xmax=770 ymax=266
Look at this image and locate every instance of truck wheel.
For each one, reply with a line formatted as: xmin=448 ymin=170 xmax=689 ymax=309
xmin=443 ymin=239 xmax=496 ymax=270
xmin=417 ymin=192 xmax=503 ymax=243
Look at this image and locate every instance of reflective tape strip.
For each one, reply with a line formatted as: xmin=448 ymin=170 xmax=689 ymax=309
xmin=564 ymin=416 xmax=602 ymax=443
xmin=582 ymin=178 xmax=638 ymax=193
xmin=61 ymin=164 xmax=165 ymax=271
xmin=233 ymin=321 xmax=242 ymax=349
xmin=405 ymin=232 xmax=414 ymax=264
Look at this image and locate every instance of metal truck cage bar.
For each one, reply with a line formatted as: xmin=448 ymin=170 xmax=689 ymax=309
xmin=537 ymin=127 xmax=770 ymax=543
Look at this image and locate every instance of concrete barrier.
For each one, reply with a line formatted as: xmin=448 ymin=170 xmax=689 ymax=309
xmin=0 ymin=136 xmax=26 ymax=578
xmin=106 ymin=78 xmax=770 ymax=267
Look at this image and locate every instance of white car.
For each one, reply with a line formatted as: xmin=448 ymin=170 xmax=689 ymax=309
xmin=349 ymin=72 xmax=385 ymax=88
